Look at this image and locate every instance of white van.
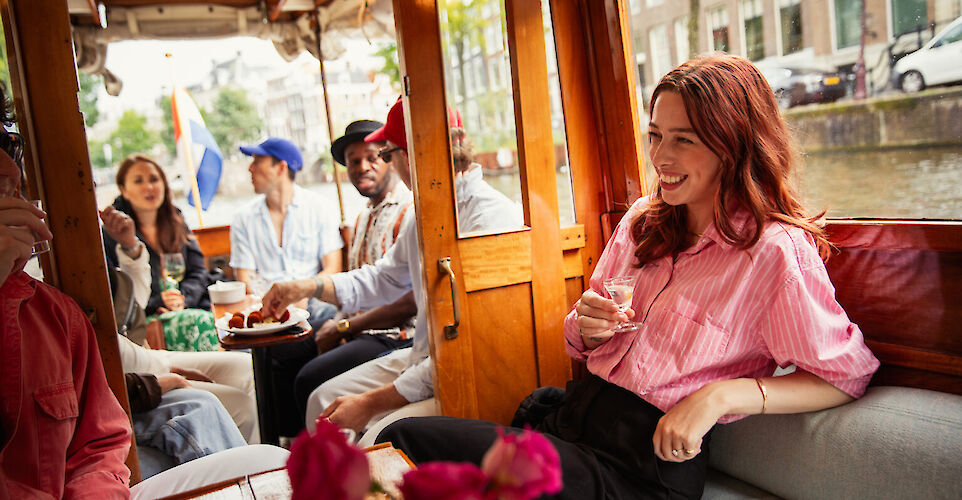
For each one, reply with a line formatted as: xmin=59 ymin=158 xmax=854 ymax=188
xmin=894 ymin=16 xmax=962 ymax=92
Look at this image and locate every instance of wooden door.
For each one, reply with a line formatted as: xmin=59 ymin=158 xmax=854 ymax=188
xmin=392 ymin=0 xmax=573 ymax=425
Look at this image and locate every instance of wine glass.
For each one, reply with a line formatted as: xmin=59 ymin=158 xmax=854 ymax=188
xmin=162 ymin=253 xmax=186 ymax=290
xmin=603 ymin=275 xmax=640 ymax=333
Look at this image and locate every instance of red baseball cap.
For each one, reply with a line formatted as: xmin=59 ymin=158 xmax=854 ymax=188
xmin=365 ymin=96 xmax=464 ymax=151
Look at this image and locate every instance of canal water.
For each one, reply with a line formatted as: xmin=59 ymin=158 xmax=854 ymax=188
xmin=95 ymin=146 xmax=962 ymax=231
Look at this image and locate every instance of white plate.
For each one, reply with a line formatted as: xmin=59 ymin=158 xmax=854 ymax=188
xmin=215 ymin=307 xmax=310 ymax=336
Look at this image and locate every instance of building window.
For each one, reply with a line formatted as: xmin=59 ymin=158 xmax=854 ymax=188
xmin=891 ymin=0 xmax=928 ymax=37
xmin=834 ymin=0 xmax=862 ymax=49
xmin=742 ymin=0 xmax=764 ymax=60
xmin=630 ymin=0 xmax=642 ymax=15
xmin=649 ymin=23 xmax=672 ymax=82
xmin=709 ymin=6 xmax=730 ymax=53
xmin=779 ymin=0 xmax=803 ymax=55
xmin=674 ymin=16 xmax=690 ymax=64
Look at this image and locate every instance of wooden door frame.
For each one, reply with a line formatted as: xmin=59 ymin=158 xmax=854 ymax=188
xmin=0 ymin=0 xmax=140 ymax=481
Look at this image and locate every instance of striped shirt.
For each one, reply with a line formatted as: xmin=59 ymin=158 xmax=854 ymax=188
xmin=348 ymin=181 xmax=413 ymax=270
xmin=564 ymin=197 xmax=879 ymax=423
xmin=229 ymin=184 xmax=342 ymax=284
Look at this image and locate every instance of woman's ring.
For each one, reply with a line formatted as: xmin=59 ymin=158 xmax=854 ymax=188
xmin=671 ymin=449 xmax=679 ymax=457
xmin=684 ymin=449 xmax=696 ymax=455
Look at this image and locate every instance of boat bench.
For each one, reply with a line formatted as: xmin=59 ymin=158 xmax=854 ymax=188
xmin=701 ymin=221 xmax=962 ymax=498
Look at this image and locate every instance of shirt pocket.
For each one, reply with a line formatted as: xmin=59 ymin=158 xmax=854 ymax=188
xmin=34 ymin=382 xmax=79 ymax=485
xmin=654 ymin=310 xmax=732 ymax=375
xmin=288 ymin=232 xmax=321 ymax=262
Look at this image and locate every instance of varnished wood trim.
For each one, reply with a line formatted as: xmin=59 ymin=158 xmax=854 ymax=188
xmin=194 ymin=224 xmax=232 ymax=257
xmin=393 ymin=0 xmax=479 ymax=420
xmin=560 ymin=224 xmax=586 ymax=250
xmin=562 ymin=249 xmax=583 ymax=279
xmin=865 ymin=341 xmax=962 ymax=377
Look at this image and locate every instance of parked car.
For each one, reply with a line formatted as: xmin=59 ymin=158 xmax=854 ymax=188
xmin=757 ymin=64 xmax=847 ymax=109
xmin=894 ymin=15 xmax=962 ymax=92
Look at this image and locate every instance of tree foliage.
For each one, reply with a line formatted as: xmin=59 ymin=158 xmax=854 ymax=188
xmin=78 ymin=73 xmax=101 ymax=127
xmin=374 ymin=42 xmax=401 ymax=92
xmin=203 ymin=86 xmax=261 ymax=157
xmin=105 ymin=110 xmax=160 ymax=164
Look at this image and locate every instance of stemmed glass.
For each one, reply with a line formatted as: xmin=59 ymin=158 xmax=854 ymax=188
xmin=162 ymin=253 xmax=186 ymax=290
xmin=603 ymin=275 xmax=640 ymax=333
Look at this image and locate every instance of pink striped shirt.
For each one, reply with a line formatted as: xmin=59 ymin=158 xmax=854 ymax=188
xmin=564 ymin=197 xmax=879 ymax=423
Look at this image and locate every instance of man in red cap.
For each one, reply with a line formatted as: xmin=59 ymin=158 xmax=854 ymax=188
xmin=263 ymin=97 xmax=478 ymax=444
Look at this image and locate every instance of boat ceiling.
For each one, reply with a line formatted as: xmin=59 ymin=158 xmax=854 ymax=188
xmin=66 ymin=0 xmax=395 ymax=94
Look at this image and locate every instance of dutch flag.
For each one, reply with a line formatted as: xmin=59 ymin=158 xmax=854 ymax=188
xmin=171 ymin=87 xmax=223 ymax=211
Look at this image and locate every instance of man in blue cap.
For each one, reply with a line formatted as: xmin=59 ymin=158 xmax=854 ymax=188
xmin=230 ymin=137 xmax=343 ymax=437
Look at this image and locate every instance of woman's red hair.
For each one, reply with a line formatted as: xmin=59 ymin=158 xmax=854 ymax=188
xmin=631 ymin=53 xmax=829 ymax=264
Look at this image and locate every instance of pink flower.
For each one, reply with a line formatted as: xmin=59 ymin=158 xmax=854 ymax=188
xmin=286 ymin=418 xmax=371 ymax=500
xmin=481 ymin=429 xmax=563 ymax=500
xmin=399 ymin=462 xmax=488 ymax=500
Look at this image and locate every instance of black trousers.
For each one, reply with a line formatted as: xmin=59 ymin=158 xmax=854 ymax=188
xmin=269 ymin=333 xmax=411 ymax=437
xmin=376 ymin=375 xmax=712 ymax=499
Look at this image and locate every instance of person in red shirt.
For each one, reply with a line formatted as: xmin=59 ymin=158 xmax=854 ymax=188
xmin=0 ymin=106 xmax=131 ymax=496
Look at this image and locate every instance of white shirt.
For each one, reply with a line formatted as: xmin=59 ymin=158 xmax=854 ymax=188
xmin=329 ymin=210 xmax=432 ymax=402
xmin=455 ymin=165 xmax=524 ymax=234
xmin=229 ymin=184 xmax=342 ymax=284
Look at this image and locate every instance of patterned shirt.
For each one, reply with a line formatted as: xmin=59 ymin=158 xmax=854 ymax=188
xmin=564 ymin=197 xmax=879 ymax=423
xmin=348 ymin=182 xmax=414 ymax=270
xmin=229 ymin=184 xmax=343 ymax=284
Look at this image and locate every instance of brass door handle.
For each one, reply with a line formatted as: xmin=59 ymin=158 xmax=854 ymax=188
xmin=437 ymin=257 xmax=460 ymax=340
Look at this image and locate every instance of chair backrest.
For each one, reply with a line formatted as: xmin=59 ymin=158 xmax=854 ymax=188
xmin=107 ymin=267 xmax=148 ymax=347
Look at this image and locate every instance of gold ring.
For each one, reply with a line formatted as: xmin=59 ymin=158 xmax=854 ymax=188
xmin=671 ymin=449 xmax=679 ymax=457
xmin=684 ymin=449 xmax=696 ymax=455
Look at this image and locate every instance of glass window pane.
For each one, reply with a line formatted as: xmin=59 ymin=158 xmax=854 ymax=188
xmin=742 ymin=0 xmax=764 ymax=60
xmin=541 ymin=0 xmax=576 ymax=225
xmin=779 ymin=0 xmax=803 ymax=55
xmin=892 ymin=0 xmax=927 ymax=37
xmin=438 ymin=0 xmax=525 ymax=236
xmin=834 ymin=0 xmax=862 ymax=49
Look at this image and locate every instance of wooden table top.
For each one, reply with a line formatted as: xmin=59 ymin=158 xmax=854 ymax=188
xmin=214 ymin=296 xmax=313 ymax=350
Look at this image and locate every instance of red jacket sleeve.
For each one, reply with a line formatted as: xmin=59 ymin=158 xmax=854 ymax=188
xmin=63 ymin=302 xmax=132 ymax=499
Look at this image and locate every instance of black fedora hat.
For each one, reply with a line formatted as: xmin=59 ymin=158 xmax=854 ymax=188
xmin=331 ymin=120 xmax=384 ymax=166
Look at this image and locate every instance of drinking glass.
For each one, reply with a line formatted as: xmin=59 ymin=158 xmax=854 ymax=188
xmin=162 ymin=253 xmax=186 ymax=289
xmin=603 ymin=275 xmax=640 ymax=333
xmin=26 ymin=199 xmax=51 ymax=256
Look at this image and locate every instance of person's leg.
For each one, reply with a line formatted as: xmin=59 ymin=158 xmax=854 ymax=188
xmin=304 ymin=348 xmax=412 ymax=431
xmin=190 ymin=380 xmax=259 ymax=444
xmin=132 ymin=388 xmax=247 ymax=465
xmin=130 ymin=445 xmax=290 ymax=500
xmin=376 ymin=417 xmax=624 ymax=500
xmin=294 ymin=334 xmax=410 ymax=419
xmin=163 ymin=350 xmax=259 ymax=442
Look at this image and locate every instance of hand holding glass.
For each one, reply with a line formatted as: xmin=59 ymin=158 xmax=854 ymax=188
xmin=24 ymin=200 xmax=51 ymax=256
xmin=162 ymin=253 xmax=186 ymax=289
xmin=603 ymin=276 xmax=640 ymax=333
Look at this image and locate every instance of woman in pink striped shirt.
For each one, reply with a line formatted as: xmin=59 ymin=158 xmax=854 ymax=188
xmin=377 ymin=54 xmax=879 ymax=499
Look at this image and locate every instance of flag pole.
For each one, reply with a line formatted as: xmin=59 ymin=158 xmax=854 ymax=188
xmin=313 ymin=9 xmax=346 ymax=225
xmin=165 ymin=53 xmax=205 ymax=227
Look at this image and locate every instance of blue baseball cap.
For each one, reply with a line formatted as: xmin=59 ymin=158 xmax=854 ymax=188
xmin=239 ymin=137 xmax=304 ymax=172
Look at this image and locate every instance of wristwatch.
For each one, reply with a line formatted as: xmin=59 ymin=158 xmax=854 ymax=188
xmin=336 ymin=319 xmax=351 ymax=335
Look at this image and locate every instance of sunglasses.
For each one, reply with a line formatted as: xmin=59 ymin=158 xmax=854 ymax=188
xmin=0 ymin=131 xmax=24 ymax=165
xmin=377 ymin=146 xmax=402 ymax=163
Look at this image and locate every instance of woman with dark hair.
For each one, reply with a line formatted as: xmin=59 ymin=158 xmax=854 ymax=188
xmin=102 ymin=154 xmax=216 ymax=351
xmin=376 ymin=54 xmax=879 ymax=499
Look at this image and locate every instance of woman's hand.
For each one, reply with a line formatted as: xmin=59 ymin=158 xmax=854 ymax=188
xmin=99 ymin=206 xmax=139 ymax=249
xmin=575 ymin=289 xmax=633 ymax=347
xmin=652 ymin=382 xmax=728 ymax=462
xmin=261 ymin=278 xmax=315 ymax=319
xmin=161 ymin=289 xmax=186 ymax=311
xmin=157 ymin=373 xmax=190 ymax=394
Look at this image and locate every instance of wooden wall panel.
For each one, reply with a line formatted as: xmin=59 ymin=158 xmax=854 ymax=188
xmin=393 ymin=0 xmax=479 ymax=419
xmin=467 ymin=284 xmax=539 ymax=425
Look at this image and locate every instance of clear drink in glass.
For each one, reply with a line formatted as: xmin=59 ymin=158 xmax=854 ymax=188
xmin=603 ymin=275 xmax=640 ymax=333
